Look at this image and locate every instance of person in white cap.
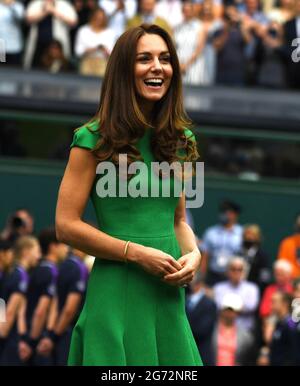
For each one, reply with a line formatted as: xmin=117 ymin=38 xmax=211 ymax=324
xmin=211 ymin=293 xmax=255 ymax=366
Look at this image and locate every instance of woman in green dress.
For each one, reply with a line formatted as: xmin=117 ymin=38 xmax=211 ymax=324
xmin=56 ymin=23 xmax=203 ymax=366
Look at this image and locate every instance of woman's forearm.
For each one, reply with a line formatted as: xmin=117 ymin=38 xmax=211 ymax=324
xmin=174 ymin=219 xmax=200 ymax=257
xmin=56 ymin=218 xmax=144 ymax=263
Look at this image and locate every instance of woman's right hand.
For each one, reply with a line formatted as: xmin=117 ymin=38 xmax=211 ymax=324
xmin=127 ymin=243 xmax=182 ymax=279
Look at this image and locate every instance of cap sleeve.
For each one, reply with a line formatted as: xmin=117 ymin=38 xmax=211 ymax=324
xmin=70 ymin=120 xmax=100 ymax=150
xmin=184 ymin=128 xmax=196 ymax=144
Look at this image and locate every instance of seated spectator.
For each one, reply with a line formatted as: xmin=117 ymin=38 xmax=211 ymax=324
xmin=214 ymin=5 xmax=253 ymax=85
xmin=0 ymin=0 xmax=25 ymax=66
xmin=39 ymin=39 xmax=75 ymax=73
xmin=259 ymin=259 xmax=293 ymax=319
xmin=99 ymin=0 xmax=137 ymax=39
xmin=213 ymin=257 xmax=259 ymax=331
xmin=186 ymin=271 xmax=217 ymax=365
xmin=154 ymin=0 xmax=184 ymax=29
xmin=239 ymin=224 xmax=271 ymax=294
xmin=277 ymin=213 xmax=300 ymax=278
xmin=74 ymin=7 xmax=115 ymax=77
xmin=197 ymin=0 xmax=224 ymax=85
xmin=211 ymin=293 xmax=255 ymax=366
xmin=174 ymin=0 xmax=207 ymax=85
xmin=200 ymin=200 xmax=243 ymax=286
xmin=269 ymin=291 xmax=298 ymax=365
xmin=126 ymin=0 xmax=172 ymax=36
xmin=24 ymin=0 xmax=78 ymax=69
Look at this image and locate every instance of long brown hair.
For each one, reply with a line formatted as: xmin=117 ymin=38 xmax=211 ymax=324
xmin=76 ymin=23 xmax=199 ymax=170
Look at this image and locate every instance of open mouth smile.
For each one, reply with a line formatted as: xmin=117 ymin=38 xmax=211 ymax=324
xmin=143 ymin=78 xmax=164 ymax=89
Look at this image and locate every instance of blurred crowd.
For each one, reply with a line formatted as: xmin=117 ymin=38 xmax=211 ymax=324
xmin=0 ymin=0 xmax=300 ymax=88
xmin=0 ymin=203 xmax=300 ymax=365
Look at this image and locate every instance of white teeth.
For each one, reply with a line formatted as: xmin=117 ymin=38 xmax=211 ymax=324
xmin=144 ymin=78 xmax=163 ymax=86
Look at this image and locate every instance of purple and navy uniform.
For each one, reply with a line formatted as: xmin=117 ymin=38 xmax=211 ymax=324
xmin=55 ymin=254 xmax=89 ymax=365
xmin=25 ymin=259 xmax=59 ymax=366
xmin=0 ymin=265 xmax=29 ymax=366
xmin=270 ymin=315 xmax=299 ymax=366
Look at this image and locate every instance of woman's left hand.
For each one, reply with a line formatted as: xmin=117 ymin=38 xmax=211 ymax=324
xmin=162 ymin=249 xmax=201 ymax=287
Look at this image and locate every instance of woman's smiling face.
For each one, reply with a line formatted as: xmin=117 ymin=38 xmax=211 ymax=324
xmin=134 ymin=33 xmax=173 ymax=104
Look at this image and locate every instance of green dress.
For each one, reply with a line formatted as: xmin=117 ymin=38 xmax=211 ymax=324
xmin=67 ymin=120 xmax=203 ymax=366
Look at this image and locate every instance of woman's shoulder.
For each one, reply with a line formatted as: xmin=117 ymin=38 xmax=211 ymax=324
xmin=70 ymin=119 xmax=101 ymax=150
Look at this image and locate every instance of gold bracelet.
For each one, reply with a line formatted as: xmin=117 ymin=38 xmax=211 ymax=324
xmin=123 ymin=240 xmax=131 ymax=263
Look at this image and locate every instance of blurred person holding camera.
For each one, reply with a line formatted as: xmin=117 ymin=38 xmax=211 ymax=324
xmin=1 ymin=208 xmax=35 ymax=244
xmin=214 ymin=4 xmax=254 ymax=85
xmin=17 ymin=228 xmax=68 ymax=366
xmin=74 ymin=7 xmax=115 ymax=76
xmin=0 ymin=236 xmax=41 ymax=365
xmin=213 ymin=256 xmax=259 ymax=331
xmin=0 ymin=0 xmax=25 ymax=66
xmin=24 ymin=0 xmax=78 ymax=69
xmin=36 ymin=247 xmax=88 ymax=365
xmin=211 ymin=293 xmax=255 ymax=366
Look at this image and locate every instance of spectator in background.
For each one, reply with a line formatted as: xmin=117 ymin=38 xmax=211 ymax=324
xmin=99 ymin=0 xmax=137 ymax=39
xmin=75 ymin=7 xmax=115 ymax=76
xmin=36 ymin=248 xmax=89 ymax=365
xmin=282 ymin=0 xmax=300 ymax=89
xmin=241 ymin=0 xmax=270 ymax=85
xmin=239 ymin=224 xmax=271 ymax=294
xmin=18 ymin=228 xmax=67 ymax=366
xmin=213 ymin=257 xmax=259 ymax=331
xmin=211 ymin=293 xmax=255 ymax=366
xmin=0 ymin=0 xmax=25 ymax=66
xmin=267 ymin=0 xmax=295 ymax=24
xmin=1 ymin=208 xmax=35 ymax=244
xmin=194 ymin=0 xmax=224 ymax=19
xmin=259 ymin=259 xmax=293 ymax=319
xmin=174 ymin=0 xmax=207 ymax=85
xmin=269 ymin=291 xmax=298 ymax=365
xmin=200 ymin=200 xmax=243 ymax=286
xmin=40 ymin=39 xmax=75 ymax=73
xmin=126 ymin=0 xmax=172 ymax=36
xmin=0 ymin=239 xmax=14 ymax=294
xmin=70 ymin=0 xmax=98 ymax=56
xmin=277 ymin=213 xmax=300 ymax=279
xmin=186 ymin=271 xmax=217 ymax=365
xmin=293 ymin=277 xmax=300 ymax=299
xmin=0 ymin=236 xmax=41 ymax=365
xmin=197 ymin=0 xmax=223 ymax=85
xmin=154 ymin=0 xmax=184 ymax=29
xmin=24 ymin=0 xmax=78 ymax=69
xmin=215 ymin=5 xmax=253 ymax=85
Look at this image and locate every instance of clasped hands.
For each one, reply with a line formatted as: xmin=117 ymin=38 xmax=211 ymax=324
xmin=161 ymin=249 xmax=201 ymax=288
